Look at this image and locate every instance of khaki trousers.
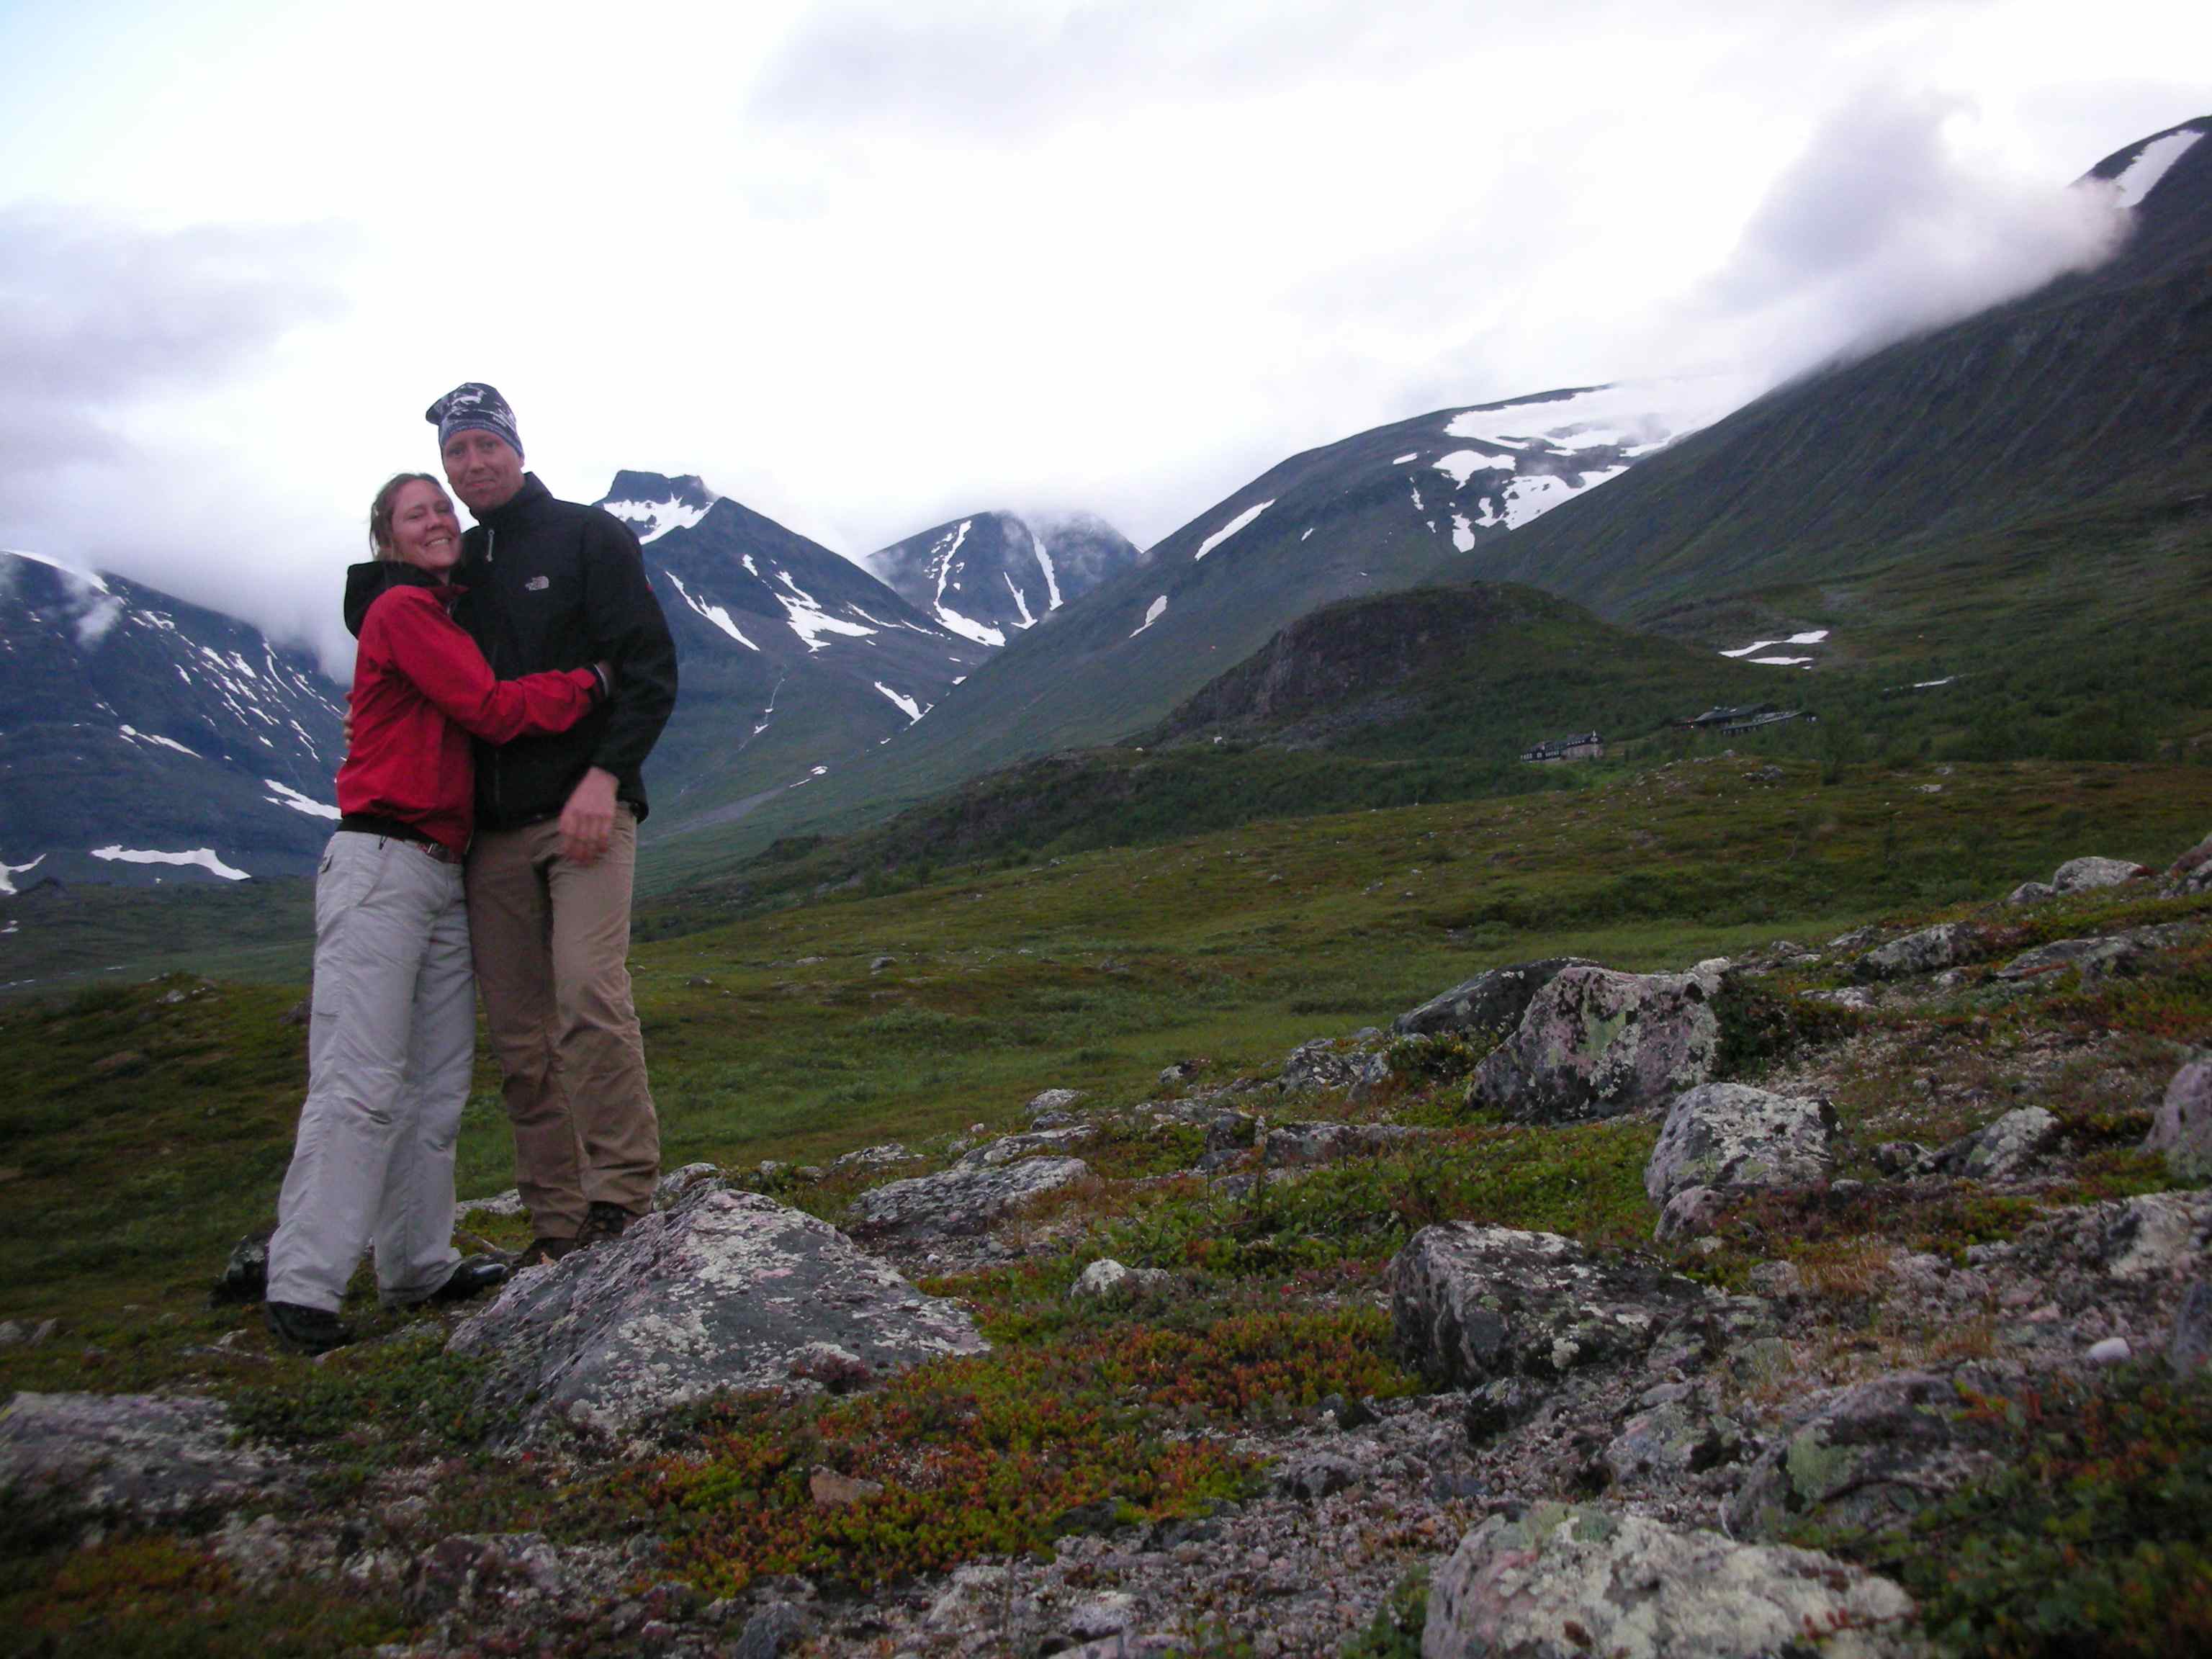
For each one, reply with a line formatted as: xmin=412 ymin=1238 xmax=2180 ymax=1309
xmin=269 ymin=832 xmax=472 ymax=1311
xmin=464 ymin=808 xmax=659 ymax=1237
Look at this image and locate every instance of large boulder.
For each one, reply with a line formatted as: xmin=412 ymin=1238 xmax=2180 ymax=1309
xmin=1 ymin=1393 xmax=298 ymax=1535
xmin=1389 ymin=1223 xmax=1725 ymax=1390
xmin=1393 ymin=958 xmax=1591 ymax=1040
xmin=1645 ymin=1084 xmax=1841 ymax=1207
xmin=1424 ymin=1503 xmax=1921 ymax=1659
xmin=449 ymin=1183 xmax=987 ymax=1442
xmin=2146 ymin=1056 xmax=2212 ymax=1181
xmin=1852 ymin=922 xmax=1986 ymax=982
xmin=1466 ymin=965 xmax=1722 ymax=1124
xmin=842 ymin=1151 xmax=1093 ymax=1243
xmin=2051 ymin=855 xmax=2149 ymax=894
xmin=1726 ymin=1371 xmax=1994 ymax=1540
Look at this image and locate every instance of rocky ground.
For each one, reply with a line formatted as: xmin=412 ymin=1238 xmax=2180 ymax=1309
xmin=4 ymin=838 xmax=2211 ymax=1658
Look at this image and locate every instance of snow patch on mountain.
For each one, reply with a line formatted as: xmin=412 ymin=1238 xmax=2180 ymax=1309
xmin=91 ymin=845 xmax=250 ymax=881
xmin=0 ymin=854 xmax=47 ymax=896
xmin=775 ymin=571 xmax=878 ymax=653
xmin=119 ymin=724 xmax=199 ymax=757
xmin=600 ymin=475 xmax=719 ymax=544
xmin=1030 ymin=528 xmax=1064 ymax=611
xmin=665 ymin=571 xmax=760 ymax=651
xmin=1133 ymin=595 xmax=1169 ymax=637
xmin=2110 ymin=126 xmax=2204 ymax=210
xmin=1721 ymin=629 xmax=1830 ymax=658
xmin=874 ymin=683 xmax=926 ymax=723
xmin=264 ymin=780 xmax=340 ymax=819
xmin=1195 ymin=500 xmax=1274 ymax=560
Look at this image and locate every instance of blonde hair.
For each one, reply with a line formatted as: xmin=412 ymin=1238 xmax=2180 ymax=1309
xmin=368 ymin=472 xmax=449 ymax=562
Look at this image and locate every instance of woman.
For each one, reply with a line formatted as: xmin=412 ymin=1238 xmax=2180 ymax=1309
xmin=264 ymin=473 xmax=611 ymax=1354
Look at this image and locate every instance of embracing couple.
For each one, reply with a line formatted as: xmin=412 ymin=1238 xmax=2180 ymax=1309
xmin=263 ymin=384 xmax=680 ymax=1354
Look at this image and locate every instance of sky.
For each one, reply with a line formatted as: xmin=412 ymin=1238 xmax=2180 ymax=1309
xmin=0 ymin=0 xmax=2206 ymax=676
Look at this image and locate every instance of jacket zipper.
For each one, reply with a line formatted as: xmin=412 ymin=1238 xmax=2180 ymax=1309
xmin=486 ymin=525 xmax=504 ymax=823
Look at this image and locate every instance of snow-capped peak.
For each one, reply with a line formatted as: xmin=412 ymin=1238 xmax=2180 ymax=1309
xmin=598 ymin=471 xmax=720 ymax=544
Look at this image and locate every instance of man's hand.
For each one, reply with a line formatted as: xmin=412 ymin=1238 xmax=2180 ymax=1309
xmin=559 ymin=768 xmax=620 ymax=866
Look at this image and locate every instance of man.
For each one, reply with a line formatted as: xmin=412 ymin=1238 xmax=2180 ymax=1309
xmin=426 ymin=382 xmax=679 ymax=1266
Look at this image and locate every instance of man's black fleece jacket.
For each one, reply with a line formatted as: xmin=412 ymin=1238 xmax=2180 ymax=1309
xmin=452 ymin=473 xmax=679 ymax=831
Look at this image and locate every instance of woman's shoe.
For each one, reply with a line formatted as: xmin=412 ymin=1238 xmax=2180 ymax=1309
xmin=430 ymin=1256 xmax=511 ymax=1303
xmin=266 ymin=1300 xmax=354 ymax=1354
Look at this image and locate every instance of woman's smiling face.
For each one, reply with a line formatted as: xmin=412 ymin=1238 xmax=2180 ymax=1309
xmin=387 ymin=479 xmax=463 ymax=573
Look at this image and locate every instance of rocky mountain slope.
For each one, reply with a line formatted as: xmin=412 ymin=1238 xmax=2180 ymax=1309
xmin=863 ymin=511 xmax=1139 ymax=648
xmin=595 ymin=473 xmax=983 ymax=837
xmin=1441 ymin=117 xmax=2212 ymax=622
xmin=0 ymin=551 xmax=345 ymax=888
xmin=645 ymin=377 xmax=1760 ymax=886
xmin=4 ymin=804 xmax=2208 ymax=1655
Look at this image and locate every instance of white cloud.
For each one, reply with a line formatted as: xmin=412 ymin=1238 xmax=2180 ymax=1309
xmin=0 ymin=0 xmax=2204 ymax=679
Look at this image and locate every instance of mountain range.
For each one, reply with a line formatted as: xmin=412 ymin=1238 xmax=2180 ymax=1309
xmin=863 ymin=511 xmax=1139 ymax=647
xmin=1 ymin=114 xmax=2204 ymax=914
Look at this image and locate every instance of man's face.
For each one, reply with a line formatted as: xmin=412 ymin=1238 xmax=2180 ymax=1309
xmin=441 ymin=428 xmax=525 ymax=516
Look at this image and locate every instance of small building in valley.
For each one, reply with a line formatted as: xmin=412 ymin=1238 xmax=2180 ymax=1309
xmin=1521 ymin=732 xmax=1603 ymax=763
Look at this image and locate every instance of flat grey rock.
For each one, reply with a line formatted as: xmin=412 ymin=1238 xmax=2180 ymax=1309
xmin=843 ymin=1154 xmax=1092 ymax=1242
xmin=1933 ymin=1106 xmax=2061 ymax=1182
xmin=1 ymin=1391 xmax=297 ymax=1529
xmin=1424 ymin=1503 xmax=1921 ymax=1659
xmin=449 ymin=1183 xmax=986 ymax=1442
xmin=1853 ymin=922 xmax=1986 ymax=982
xmin=1389 ymin=1223 xmax=1725 ymax=1390
xmin=2051 ymin=855 xmax=2148 ymax=894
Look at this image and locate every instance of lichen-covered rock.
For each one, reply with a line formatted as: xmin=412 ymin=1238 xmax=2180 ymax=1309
xmin=1024 ymin=1088 xmax=1088 ymax=1123
xmin=0 ymin=1393 xmax=298 ymax=1532
xmin=1466 ymin=965 xmax=1721 ymax=1124
xmin=2170 ymin=832 xmax=2212 ymax=894
xmin=843 ymin=1153 xmax=1092 ymax=1242
xmin=1933 ymin=1106 xmax=2062 ymax=1182
xmin=1645 ymin=1084 xmax=1840 ymax=1206
xmin=1389 ymin=1223 xmax=1723 ymax=1390
xmin=1263 ymin=1121 xmax=1426 ymax=1168
xmin=1602 ymin=1397 xmax=1745 ymax=1485
xmin=2006 ymin=880 xmax=2056 ymax=906
xmin=1424 ymin=1503 xmax=1923 ymax=1659
xmin=955 ymin=1126 xmax=1094 ymax=1169
xmin=210 ymin=1228 xmax=273 ymax=1305
xmin=1393 ymin=958 xmax=1591 ymax=1040
xmin=1726 ymin=1371 xmax=1992 ymax=1540
xmin=2146 ymin=1057 xmax=2212 ymax=1181
xmin=1281 ymin=1038 xmax=1367 ymax=1092
xmin=449 ymin=1184 xmax=986 ymax=1442
xmin=1653 ymin=1184 xmax=1726 ymax=1243
xmin=1852 ymin=922 xmax=1986 ymax=982
xmin=1995 ymin=933 xmax=2151 ymax=986
xmin=1975 ymin=1189 xmax=2212 ymax=1286
xmin=2051 ymin=855 xmax=2149 ymax=894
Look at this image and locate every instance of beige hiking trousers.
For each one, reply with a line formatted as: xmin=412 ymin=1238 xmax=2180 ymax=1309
xmin=464 ymin=808 xmax=659 ymax=1237
xmin=268 ymin=831 xmax=472 ymax=1312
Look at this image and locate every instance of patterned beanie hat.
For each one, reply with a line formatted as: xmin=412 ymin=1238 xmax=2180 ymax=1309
xmin=425 ymin=382 xmax=523 ymax=461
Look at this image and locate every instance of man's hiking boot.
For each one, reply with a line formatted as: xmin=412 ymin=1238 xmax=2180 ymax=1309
xmin=266 ymin=1300 xmax=354 ymax=1355
xmin=428 ymin=1255 xmax=510 ymax=1304
xmin=513 ymin=1236 xmax=577 ymax=1269
xmin=575 ymin=1201 xmax=635 ymax=1250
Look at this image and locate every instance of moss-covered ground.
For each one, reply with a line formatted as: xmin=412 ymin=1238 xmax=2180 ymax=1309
xmin=1 ymin=754 xmax=2209 ymax=1653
